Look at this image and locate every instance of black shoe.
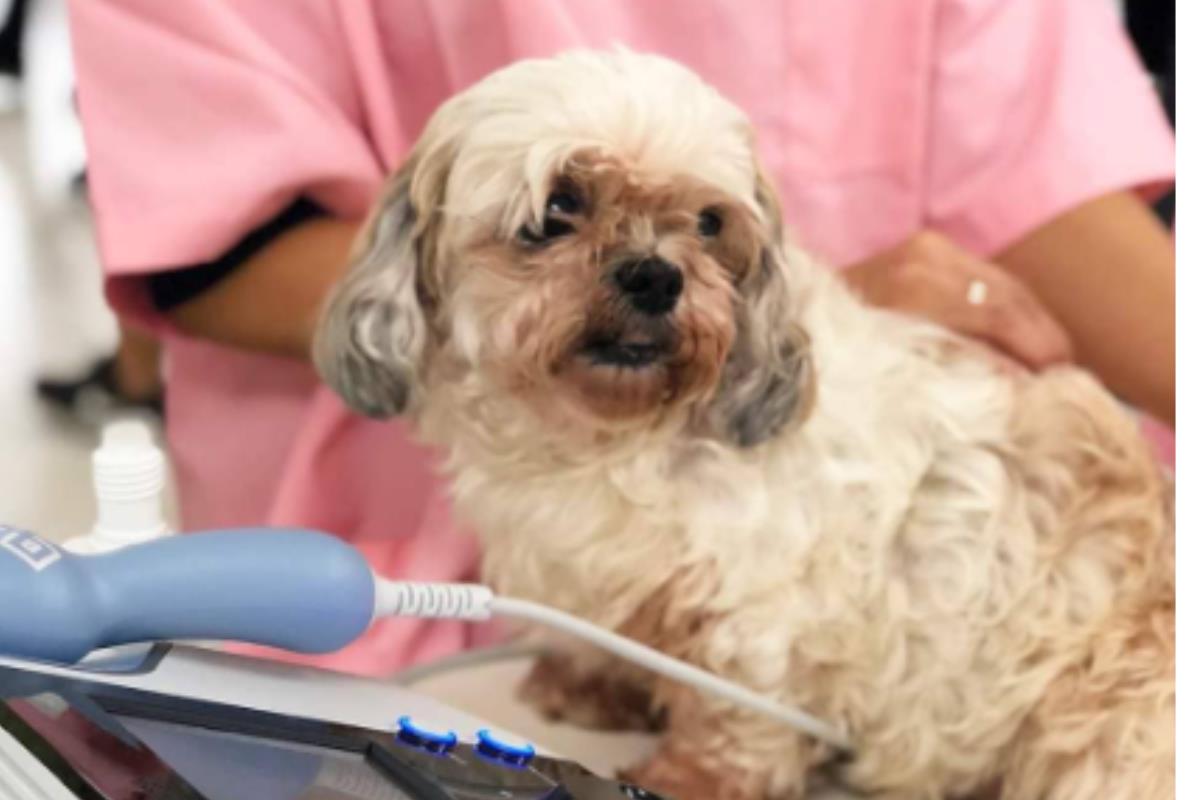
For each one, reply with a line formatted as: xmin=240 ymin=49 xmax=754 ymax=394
xmin=36 ymin=356 xmax=164 ymax=424
xmin=0 ymin=0 xmax=29 ymax=79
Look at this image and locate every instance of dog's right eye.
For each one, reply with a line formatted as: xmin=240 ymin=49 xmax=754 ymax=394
xmin=518 ymin=217 xmax=575 ymax=245
xmin=518 ymin=190 xmax=581 ymax=245
xmin=546 ymin=190 xmax=582 ymax=216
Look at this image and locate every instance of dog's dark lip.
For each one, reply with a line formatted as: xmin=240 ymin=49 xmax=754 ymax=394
xmin=580 ymin=336 xmax=666 ymax=368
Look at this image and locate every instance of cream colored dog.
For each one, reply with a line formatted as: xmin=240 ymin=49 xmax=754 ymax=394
xmin=314 ymin=50 xmax=1174 ymax=800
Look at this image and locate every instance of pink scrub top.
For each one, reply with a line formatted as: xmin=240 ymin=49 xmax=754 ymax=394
xmin=67 ymin=0 xmax=1175 ymax=676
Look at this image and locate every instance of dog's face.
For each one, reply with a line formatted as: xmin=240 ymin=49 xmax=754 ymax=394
xmin=316 ymin=50 xmax=814 ymax=446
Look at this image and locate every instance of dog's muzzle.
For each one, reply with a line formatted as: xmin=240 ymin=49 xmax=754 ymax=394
xmin=572 ymin=257 xmax=683 ymax=369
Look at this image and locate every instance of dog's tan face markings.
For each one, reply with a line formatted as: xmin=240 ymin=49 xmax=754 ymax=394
xmin=315 ymin=53 xmax=813 ymax=447
xmin=457 ymin=152 xmax=769 ymax=424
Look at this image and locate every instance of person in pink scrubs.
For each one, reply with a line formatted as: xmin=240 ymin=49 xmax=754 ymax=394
xmin=66 ymin=0 xmax=1175 ymax=676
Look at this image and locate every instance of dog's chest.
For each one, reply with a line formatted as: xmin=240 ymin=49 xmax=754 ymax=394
xmin=464 ymin=434 xmax=885 ymax=622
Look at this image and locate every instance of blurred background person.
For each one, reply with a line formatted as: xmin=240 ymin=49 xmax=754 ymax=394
xmin=0 ymin=0 xmax=171 ymax=544
xmin=1 ymin=0 xmax=161 ymax=423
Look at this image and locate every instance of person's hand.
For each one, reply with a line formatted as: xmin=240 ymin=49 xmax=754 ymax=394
xmin=843 ymin=231 xmax=1074 ymax=371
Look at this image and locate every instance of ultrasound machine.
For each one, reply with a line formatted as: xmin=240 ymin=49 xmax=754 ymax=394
xmin=0 ymin=634 xmax=655 ymax=799
xmin=0 ymin=424 xmax=840 ymax=799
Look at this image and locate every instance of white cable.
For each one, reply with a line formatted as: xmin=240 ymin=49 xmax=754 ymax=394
xmin=373 ymin=579 xmax=853 ymax=751
xmin=373 ymin=578 xmax=495 ymax=621
xmin=491 ymin=596 xmax=853 ymax=751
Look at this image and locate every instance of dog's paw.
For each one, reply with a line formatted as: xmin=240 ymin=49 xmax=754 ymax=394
xmin=517 ymin=654 xmax=664 ymax=732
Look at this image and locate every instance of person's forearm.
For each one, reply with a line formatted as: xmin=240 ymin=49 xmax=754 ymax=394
xmin=167 ymin=217 xmax=361 ymax=360
xmin=996 ymin=191 xmax=1175 ymax=426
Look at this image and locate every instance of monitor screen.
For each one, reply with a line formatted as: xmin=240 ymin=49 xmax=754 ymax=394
xmin=114 ymin=715 xmax=415 ymax=800
xmin=3 ymin=693 xmax=204 ymax=799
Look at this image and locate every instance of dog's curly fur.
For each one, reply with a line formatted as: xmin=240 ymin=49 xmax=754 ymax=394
xmin=315 ymin=50 xmax=1174 ymax=799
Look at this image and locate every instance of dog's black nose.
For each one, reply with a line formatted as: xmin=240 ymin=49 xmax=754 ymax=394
xmin=613 ymin=257 xmax=684 ymax=315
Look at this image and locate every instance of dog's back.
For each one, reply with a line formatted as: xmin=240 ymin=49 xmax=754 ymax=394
xmin=797 ymin=282 xmax=1174 ymax=797
xmin=993 ymin=370 xmax=1174 ymax=799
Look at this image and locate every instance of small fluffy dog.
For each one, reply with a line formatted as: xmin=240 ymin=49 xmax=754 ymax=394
xmin=315 ymin=50 xmax=1174 ymax=799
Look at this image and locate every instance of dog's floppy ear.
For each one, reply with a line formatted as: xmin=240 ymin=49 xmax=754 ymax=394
xmin=707 ymin=166 xmax=816 ymax=447
xmin=313 ymin=160 xmax=441 ymax=418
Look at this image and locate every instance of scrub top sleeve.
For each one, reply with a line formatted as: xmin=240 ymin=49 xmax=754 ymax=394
xmin=924 ymin=0 xmax=1175 ymax=257
xmin=67 ymin=0 xmax=381 ymax=329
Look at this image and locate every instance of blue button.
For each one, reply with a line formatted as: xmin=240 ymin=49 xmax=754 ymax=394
xmin=396 ymin=716 xmax=457 ymax=756
xmin=474 ymin=729 xmax=536 ymax=768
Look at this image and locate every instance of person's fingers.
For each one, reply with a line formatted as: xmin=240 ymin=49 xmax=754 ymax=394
xmin=847 ymin=232 xmax=1074 ymax=372
xmin=886 ymin=258 xmax=961 ymax=320
xmin=947 ymin=261 xmax=1073 ymax=369
xmin=980 ymin=303 xmax=1071 ymax=369
xmin=1009 ymin=284 xmax=1075 ymax=364
xmin=955 ymin=336 xmax=1029 ymax=376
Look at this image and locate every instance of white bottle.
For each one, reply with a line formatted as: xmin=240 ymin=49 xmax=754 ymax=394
xmin=63 ymin=418 xmax=171 ymax=554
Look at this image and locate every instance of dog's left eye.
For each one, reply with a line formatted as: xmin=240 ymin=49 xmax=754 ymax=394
xmin=698 ymin=207 xmax=723 ymax=237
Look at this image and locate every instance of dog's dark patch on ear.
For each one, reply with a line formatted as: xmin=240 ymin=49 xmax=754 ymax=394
xmin=339 ymin=294 xmax=417 ymax=418
xmin=337 ymin=331 xmax=413 ymax=419
xmin=708 ymin=163 xmax=816 ymax=448
xmin=720 ymin=335 xmax=814 ymax=448
xmin=314 ymin=168 xmax=435 ymax=418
